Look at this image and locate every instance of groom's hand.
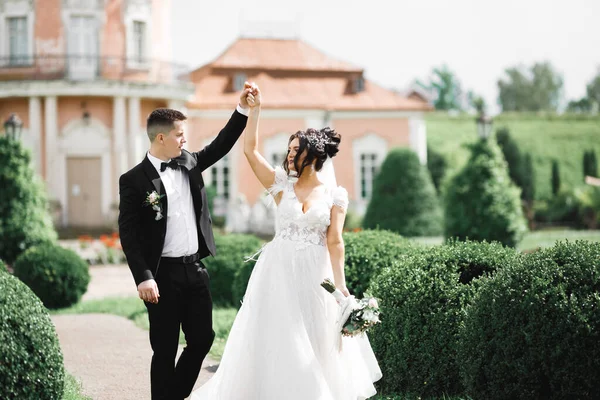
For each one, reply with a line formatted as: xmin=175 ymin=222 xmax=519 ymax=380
xmin=239 ymin=81 xmax=258 ymax=109
xmin=246 ymin=84 xmax=261 ymax=108
xmin=138 ymin=279 xmax=160 ymax=304
xmin=238 ymin=82 xmax=252 ymax=109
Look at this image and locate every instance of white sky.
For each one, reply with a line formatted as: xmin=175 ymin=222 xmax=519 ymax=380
xmin=171 ymin=0 xmax=600 ymax=113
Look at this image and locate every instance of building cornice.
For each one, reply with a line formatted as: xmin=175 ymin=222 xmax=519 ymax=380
xmin=0 ymin=79 xmax=194 ymax=100
xmin=187 ymin=108 xmax=425 ymax=120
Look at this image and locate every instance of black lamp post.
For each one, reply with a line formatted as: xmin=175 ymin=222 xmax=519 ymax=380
xmin=476 ymin=112 xmax=493 ymax=140
xmin=4 ymin=113 xmax=23 ymax=140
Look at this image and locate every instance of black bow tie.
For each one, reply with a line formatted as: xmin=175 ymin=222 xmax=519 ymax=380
xmin=160 ymin=159 xmax=179 ymax=172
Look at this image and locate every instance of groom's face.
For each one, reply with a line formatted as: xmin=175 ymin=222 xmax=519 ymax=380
xmin=162 ymin=120 xmax=186 ymax=159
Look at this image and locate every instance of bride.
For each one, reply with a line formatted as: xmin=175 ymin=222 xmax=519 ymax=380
xmin=191 ymin=84 xmax=382 ymax=399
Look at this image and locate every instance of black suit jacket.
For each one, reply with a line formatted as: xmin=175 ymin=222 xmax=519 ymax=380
xmin=118 ymin=110 xmax=247 ymax=286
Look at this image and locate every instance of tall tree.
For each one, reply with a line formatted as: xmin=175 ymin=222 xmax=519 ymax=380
xmin=522 ymin=153 xmax=536 ymax=228
xmin=584 ymin=150 xmax=598 ymax=179
xmin=497 ymin=62 xmax=563 ymax=112
xmin=566 ymin=97 xmax=593 ymax=113
xmin=552 ymin=160 xmax=561 ymax=196
xmin=416 ymin=65 xmax=464 ymax=111
xmin=468 ymin=91 xmax=487 ymax=114
xmin=427 ymin=146 xmax=448 ymax=194
xmin=586 ymin=70 xmax=600 ymax=107
xmin=496 ymin=127 xmax=524 ymax=192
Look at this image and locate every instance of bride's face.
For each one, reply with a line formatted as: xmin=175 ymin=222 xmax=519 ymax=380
xmin=287 ymin=138 xmax=305 ymax=171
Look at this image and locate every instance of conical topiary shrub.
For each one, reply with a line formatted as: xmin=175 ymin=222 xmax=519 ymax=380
xmin=0 ymin=136 xmax=56 ymax=264
xmin=363 ymin=148 xmax=443 ymax=236
xmin=444 ymin=139 xmax=527 ymax=247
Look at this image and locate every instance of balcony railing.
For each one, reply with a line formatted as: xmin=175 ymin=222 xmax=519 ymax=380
xmin=0 ymin=55 xmax=192 ymax=85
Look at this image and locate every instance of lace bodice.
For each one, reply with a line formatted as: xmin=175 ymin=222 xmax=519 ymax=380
xmin=268 ymin=167 xmax=348 ymax=247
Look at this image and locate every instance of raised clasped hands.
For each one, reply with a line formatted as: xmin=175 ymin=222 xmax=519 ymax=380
xmin=244 ymin=81 xmax=261 ymax=108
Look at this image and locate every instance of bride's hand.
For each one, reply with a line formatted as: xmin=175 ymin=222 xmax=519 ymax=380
xmin=338 ymin=286 xmax=351 ymax=297
xmin=246 ymin=83 xmax=261 ymax=108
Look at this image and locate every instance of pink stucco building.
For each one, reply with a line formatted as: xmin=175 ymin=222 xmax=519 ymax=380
xmin=0 ymin=0 xmax=431 ymax=230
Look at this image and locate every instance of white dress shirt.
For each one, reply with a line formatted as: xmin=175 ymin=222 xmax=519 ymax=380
xmin=145 ymin=105 xmax=249 ymax=258
xmin=147 ymin=152 xmax=199 ymax=257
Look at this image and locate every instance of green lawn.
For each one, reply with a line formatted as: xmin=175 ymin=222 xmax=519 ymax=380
xmin=411 ymin=229 xmax=600 ymax=251
xmin=517 ymin=228 xmax=600 ymax=251
xmin=426 ymin=113 xmax=600 ymax=200
xmin=53 ymin=298 xmax=237 ymax=361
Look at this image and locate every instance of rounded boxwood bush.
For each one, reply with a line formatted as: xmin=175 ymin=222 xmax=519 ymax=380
xmin=459 ymin=240 xmax=600 ymax=400
xmin=0 ymin=259 xmax=7 ymax=273
xmin=369 ymin=240 xmax=520 ymax=397
xmin=0 ymin=136 xmax=57 ymax=264
xmin=444 ymin=139 xmax=527 ymax=247
xmin=342 ymin=229 xmax=414 ymax=297
xmin=363 ymin=148 xmax=443 ymax=237
xmin=204 ymin=234 xmax=263 ymax=307
xmin=13 ymin=243 xmax=90 ymax=309
xmin=0 ymin=271 xmax=65 ymax=399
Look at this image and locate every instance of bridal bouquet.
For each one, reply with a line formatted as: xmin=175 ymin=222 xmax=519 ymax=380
xmin=320 ymin=279 xmax=381 ymax=337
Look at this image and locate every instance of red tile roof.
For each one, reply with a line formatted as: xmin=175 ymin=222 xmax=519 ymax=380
xmin=188 ymin=38 xmax=432 ymax=112
xmin=207 ymin=38 xmax=363 ymax=72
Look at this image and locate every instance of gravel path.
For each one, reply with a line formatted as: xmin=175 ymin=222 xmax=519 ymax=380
xmin=52 ymin=264 xmax=218 ymax=399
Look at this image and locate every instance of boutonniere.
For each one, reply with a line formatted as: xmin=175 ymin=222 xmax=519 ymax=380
xmin=144 ymin=191 xmax=165 ymax=221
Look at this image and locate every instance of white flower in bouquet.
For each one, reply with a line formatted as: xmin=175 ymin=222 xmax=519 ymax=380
xmin=368 ymin=298 xmax=378 ymax=308
xmin=362 ymin=309 xmax=379 ymax=323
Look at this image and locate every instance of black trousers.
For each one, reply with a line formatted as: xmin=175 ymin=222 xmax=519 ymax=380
xmin=145 ymin=259 xmax=214 ymax=400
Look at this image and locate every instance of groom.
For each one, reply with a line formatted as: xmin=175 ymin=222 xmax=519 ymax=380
xmin=118 ymin=85 xmax=254 ymax=399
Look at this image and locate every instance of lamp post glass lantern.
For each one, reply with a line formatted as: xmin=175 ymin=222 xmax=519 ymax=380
xmin=476 ymin=113 xmax=493 ymax=140
xmin=4 ymin=113 xmax=23 ymax=140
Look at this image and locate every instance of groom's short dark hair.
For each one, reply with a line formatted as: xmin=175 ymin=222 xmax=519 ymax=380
xmin=146 ymin=108 xmax=187 ymax=142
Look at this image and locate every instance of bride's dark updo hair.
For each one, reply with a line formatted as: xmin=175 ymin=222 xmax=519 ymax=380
xmin=283 ymin=127 xmax=341 ymax=178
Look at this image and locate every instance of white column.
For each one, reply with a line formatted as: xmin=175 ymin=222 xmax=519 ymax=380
xmin=128 ymin=97 xmax=141 ymax=168
xmin=44 ymin=96 xmax=60 ymax=199
xmin=28 ymin=96 xmax=42 ymax=174
xmin=409 ymin=115 xmax=427 ymax=165
xmin=113 ymin=96 xmax=128 ymax=177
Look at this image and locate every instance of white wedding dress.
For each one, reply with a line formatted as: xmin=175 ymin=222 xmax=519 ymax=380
xmin=192 ymin=167 xmax=382 ymax=400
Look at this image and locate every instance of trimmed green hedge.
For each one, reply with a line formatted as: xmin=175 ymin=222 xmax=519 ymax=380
xmin=459 ymin=240 xmax=600 ymax=399
xmin=369 ymin=240 xmax=520 ymax=397
xmin=0 ymin=271 xmax=65 ymax=399
xmin=203 ymin=234 xmax=263 ymax=307
xmin=13 ymin=243 xmax=90 ymax=309
xmin=342 ymin=230 xmax=414 ymax=297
